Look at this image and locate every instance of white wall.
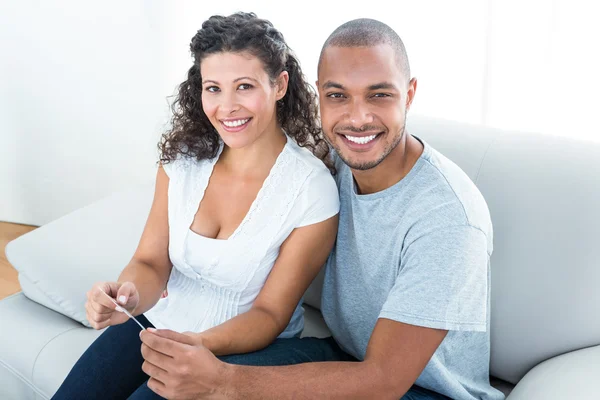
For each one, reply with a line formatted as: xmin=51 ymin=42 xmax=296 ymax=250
xmin=1 ymin=0 xmax=598 ymax=226
xmin=0 ymin=0 xmax=168 ymax=225
xmin=485 ymin=0 xmax=600 ymax=136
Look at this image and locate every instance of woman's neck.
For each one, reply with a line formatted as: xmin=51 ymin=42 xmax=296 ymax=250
xmin=218 ymin=127 xmax=287 ymax=178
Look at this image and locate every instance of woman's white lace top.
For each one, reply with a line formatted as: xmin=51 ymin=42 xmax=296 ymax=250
xmin=145 ymin=136 xmax=339 ymax=337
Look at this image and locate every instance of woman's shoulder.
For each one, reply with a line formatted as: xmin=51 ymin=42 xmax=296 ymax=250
xmin=283 ymin=140 xmax=338 ymax=199
xmin=285 ymin=139 xmax=332 ymax=177
xmin=161 ymin=153 xmax=213 ymax=180
xmin=282 ymin=141 xmax=339 ymax=227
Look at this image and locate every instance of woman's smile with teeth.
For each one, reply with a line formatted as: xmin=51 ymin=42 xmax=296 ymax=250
xmin=344 ymin=134 xmax=378 ymax=144
xmin=222 ymin=118 xmax=250 ymax=127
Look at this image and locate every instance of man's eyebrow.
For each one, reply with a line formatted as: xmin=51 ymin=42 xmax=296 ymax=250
xmin=368 ymin=82 xmax=398 ymax=91
xmin=322 ymin=81 xmax=345 ymax=90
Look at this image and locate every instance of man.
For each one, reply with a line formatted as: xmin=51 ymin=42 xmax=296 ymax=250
xmin=139 ymin=18 xmax=504 ymax=400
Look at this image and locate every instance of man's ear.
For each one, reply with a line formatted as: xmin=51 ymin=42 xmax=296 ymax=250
xmin=406 ymin=77 xmax=418 ymax=111
xmin=276 ymin=71 xmax=289 ymax=101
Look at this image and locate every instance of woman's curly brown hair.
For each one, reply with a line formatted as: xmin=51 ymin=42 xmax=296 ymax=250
xmin=158 ymin=12 xmax=333 ymax=172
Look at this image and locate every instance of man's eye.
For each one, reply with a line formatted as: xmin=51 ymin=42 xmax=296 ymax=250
xmin=238 ymin=84 xmax=253 ymax=90
xmin=327 ymin=93 xmax=345 ymax=99
xmin=372 ymin=93 xmax=391 ymax=98
xmin=205 ymin=86 xmax=220 ymax=93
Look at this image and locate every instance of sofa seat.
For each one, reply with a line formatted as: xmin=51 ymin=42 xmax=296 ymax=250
xmin=0 ymin=293 xmax=101 ymax=400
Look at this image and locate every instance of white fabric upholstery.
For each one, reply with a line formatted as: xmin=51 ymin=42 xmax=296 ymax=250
xmin=5 ymin=184 xmax=154 ymax=327
xmin=507 ymin=346 xmax=600 ymax=400
xmin=0 ymin=292 xmax=102 ymax=400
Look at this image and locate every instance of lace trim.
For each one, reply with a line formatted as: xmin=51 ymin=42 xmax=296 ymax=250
xmin=235 ymin=153 xmax=312 ymax=289
xmin=228 ymin=142 xmax=291 ymax=241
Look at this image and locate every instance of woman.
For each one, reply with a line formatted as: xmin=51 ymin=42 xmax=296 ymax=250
xmin=52 ymin=12 xmax=338 ymax=399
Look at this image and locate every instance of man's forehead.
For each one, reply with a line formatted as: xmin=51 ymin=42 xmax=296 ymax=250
xmin=318 ymin=44 xmax=404 ymax=88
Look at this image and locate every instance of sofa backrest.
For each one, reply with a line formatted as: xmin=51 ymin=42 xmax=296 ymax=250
xmin=405 ymin=116 xmax=600 ymax=383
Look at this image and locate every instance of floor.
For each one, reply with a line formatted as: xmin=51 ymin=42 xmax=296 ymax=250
xmin=0 ymin=222 xmax=37 ymax=300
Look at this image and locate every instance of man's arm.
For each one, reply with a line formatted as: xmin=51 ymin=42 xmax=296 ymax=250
xmin=140 ymin=318 xmax=447 ymax=399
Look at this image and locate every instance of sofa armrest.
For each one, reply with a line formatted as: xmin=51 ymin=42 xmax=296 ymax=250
xmin=507 ymin=345 xmax=600 ymax=400
xmin=5 ymin=183 xmax=154 ymax=326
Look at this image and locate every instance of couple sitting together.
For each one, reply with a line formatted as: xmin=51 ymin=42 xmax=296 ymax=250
xmin=52 ymin=11 xmax=504 ymax=400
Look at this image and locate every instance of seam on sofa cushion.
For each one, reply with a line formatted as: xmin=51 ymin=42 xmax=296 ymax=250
xmin=0 ymin=358 xmax=50 ymax=400
xmin=5 ymin=242 xmax=85 ymax=325
xmin=30 ymin=326 xmax=81 ymax=399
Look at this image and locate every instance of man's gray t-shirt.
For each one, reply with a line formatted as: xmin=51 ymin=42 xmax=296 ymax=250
xmin=321 ymin=138 xmax=504 ymax=400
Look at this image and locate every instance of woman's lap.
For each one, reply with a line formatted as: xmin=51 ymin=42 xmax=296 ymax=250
xmin=51 ymin=314 xmax=158 ymax=400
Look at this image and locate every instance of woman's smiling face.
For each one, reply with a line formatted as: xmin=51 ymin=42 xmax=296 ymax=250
xmin=200 ymin=51 xmax=287 ymax=149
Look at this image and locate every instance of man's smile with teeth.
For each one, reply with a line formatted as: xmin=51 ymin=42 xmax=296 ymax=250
xmin=344 ymin=134 xmax=378 ymax=144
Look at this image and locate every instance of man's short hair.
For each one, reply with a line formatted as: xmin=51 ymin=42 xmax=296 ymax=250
xmin=318 ymin=18 xmax=410 ymax=79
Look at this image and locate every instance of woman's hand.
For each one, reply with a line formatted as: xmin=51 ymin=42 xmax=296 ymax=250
xmin=85 ymin=281 xmax=140 ymax=329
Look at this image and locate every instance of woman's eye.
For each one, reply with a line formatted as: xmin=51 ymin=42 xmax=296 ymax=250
xmin=238 ymin=83 xmax=253 ymax=90
xmin=327 ymin=93 xmax=345 ymax=99
xmin=205 ymin=86 xmax=220 ymax=93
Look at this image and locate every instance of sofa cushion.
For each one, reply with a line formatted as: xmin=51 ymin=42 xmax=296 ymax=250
xmin=0 ymin=293 xmax=102 ymax=400
xmin=303 ymin=267 xmax=325 ymax=311
xmin=5 ymin=184 xmax=154 ymax=327
xmin=301 ymin=304 xmax=331 ymax=338
xmin=506 ymin=345 xmax=600 ymax=400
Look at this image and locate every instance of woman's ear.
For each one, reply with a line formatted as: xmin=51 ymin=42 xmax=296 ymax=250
xmin=276 ymin=70 xmax=289 ymax=101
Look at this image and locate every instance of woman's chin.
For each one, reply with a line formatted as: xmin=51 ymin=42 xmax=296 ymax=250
xmin=220 ymin=135 xmax=254 ymax=150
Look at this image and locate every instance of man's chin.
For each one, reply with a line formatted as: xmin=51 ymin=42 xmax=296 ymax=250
xmin=338 ymin=153 xmax=385 ymax=171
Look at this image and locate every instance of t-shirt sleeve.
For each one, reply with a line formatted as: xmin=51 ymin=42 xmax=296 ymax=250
xmin=379 ymin=225 xmax=489 ymax=332
xmin=296 ymin=168 xmax=340 ymax=228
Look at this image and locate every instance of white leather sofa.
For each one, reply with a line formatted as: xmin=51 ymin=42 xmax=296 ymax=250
xmin=2 ymin=115 xmax=599 ymax=399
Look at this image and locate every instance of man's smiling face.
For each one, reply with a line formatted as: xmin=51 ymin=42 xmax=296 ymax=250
xmin=317 ymin=44 xmax=413 ymax=170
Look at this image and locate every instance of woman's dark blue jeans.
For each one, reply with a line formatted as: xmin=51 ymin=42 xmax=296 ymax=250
xmin=52 ymin=315 xmax=448 ymax=399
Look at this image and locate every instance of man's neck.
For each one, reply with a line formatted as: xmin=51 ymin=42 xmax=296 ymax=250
xmin=351 ymin=134 xmax=424 ymax=195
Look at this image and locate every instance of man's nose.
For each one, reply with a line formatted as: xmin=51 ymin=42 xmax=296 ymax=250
xmin=346 ymin=100 xmax=373 ymax=127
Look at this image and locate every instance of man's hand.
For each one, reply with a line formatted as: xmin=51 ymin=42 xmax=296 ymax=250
xmin=140 ymin=328 xmax=231 ymax=400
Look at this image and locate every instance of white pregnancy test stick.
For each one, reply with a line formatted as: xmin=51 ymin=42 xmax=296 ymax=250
xmin=100 ymin=289 xmax=146 ymax=331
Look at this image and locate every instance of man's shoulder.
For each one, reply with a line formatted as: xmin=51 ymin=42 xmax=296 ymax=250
xmin=408 ymin=143 xmax=492 ymax=239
